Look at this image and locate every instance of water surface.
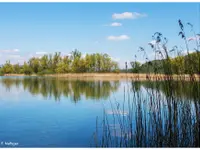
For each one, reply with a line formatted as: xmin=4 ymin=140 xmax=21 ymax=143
xmin=0 ymin=77 xmax=199 ymax=147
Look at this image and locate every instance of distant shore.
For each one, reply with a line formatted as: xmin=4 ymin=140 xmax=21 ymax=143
xmin=2 ymin=73 xmax=200 ymax=81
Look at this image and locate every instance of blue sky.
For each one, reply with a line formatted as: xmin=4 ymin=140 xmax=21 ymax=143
xmin=0 ymin=3 xmax=199 ymax=68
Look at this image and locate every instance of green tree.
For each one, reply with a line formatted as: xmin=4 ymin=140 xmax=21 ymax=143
xmin=13 ymin=63 xmax=21 ymax=74
xmin=130 ymin=61 xmax=141 ymax=73
xmin=22 ymin=62 xmax=33 ymax=75
xmin=71 ymin=50 xmax=82 ymax=73
xmin=29 ymin=57 xmax=40 ymax=73
xmin=55 ymin=56 xmax=71 ymax=73
xmin=2 ymin=61 xmax=14 ymax=74
xmin=52 ymin=52 xmax=61 ymax=72
xmin=40 ymin=55 xmax=48 ymax=70
xmin=0 ymin=50 xmax=120 ymax=75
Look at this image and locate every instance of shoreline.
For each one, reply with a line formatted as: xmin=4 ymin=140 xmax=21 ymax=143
xmin=2 ymin=73 xmax=200 ymax=81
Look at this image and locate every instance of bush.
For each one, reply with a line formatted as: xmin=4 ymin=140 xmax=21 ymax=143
xmin=0 ymin=71 xmax=4 ymax=76
xmin=37 ymin=69 xmax=54 ymax=76
xmin=113 ymin=69 xmax=120 ymax=73
xmin=23 ymin=68 xmax=33 ymax=75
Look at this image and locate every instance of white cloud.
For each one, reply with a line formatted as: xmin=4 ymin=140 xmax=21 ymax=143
xmin=182 ymin=50 xmax=195 ymax=55
xmin=137 ymin=59 xmax=146 ymax=64
xmin=35 ymin=51 xmax=48 ymax=55
xmin=81 ymin=53 xmax=87 ymax=59
xmin=187 ymin=36 xmax=200 ymax=41
xmin=27 ymin=52 xmax=49 ymax=59
xmin=61 ymin=52 xmax=72 ymax=56
xmin=110 ymin=57 xmax=120 ymax=62
xmin=107 ymin=35 xmax=130 ymax=41
xmin=0 ymin=54 xmax=26 ymax=65
xmin=148 ymin=40 xmax=157 ymax=45
xmin=13 ymin=49 xmax=19 ymax=52
xmin=110 ymin=22 xmax=122 ymax=27
xmin=0 ymin=49 xmax=19 ymax=53
xmin=67 ymin=53 xmax=72 ymax=57
xmin=17 ymin=58 xmax=25 ymax=62
xmin=112 ymin=12 xmax=147 ymax=20
xmin=8 ymin=55 xmax=21 ymax=58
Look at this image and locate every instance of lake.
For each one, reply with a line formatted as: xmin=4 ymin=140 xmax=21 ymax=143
xmin=0 ymin=76 xmax=199 ymax=147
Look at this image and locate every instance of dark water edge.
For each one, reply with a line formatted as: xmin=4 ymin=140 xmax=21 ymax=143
xmin=0 ymin=77 xmax=199 ymax=147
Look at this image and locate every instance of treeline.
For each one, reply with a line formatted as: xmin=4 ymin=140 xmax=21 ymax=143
xmin=130 ymin=51 xmax=200 ymax=75
xmin=0 ymin=50 xmax=119 ymax=75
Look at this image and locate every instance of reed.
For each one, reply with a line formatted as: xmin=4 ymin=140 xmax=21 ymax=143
xmin=92 ymin=80 xmax=200 ymax=147
xmin=92 ymin=20 xmax=200 ymax=147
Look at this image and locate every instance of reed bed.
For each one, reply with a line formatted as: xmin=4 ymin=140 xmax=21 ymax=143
xmin=92 ymin=80 xmax=200 ymax=147
xmin=90 ymin=19 xmax=200 ymax=146
xmin=3 ymin=73 xmax=200 ymax=81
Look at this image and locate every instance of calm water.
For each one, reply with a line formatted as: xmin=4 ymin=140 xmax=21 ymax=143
xmin=0 ymin=77 xmax=199 ymax=147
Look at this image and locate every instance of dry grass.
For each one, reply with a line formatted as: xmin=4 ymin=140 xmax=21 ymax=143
xmin=3 ymin=73 xmax=200 ymax=81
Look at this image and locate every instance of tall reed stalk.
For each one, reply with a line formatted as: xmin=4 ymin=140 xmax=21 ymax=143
xmin=92 ymin=80 xmax=199 ymax=147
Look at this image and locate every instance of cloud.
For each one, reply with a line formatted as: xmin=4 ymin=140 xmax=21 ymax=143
xmin=110 ymin=57 xmax=120 ymax=62
xmin=0 ymin=54 xmax=27 ymax=65
xmin=148 ymin=40 xmax=158 ymax=48
xmin=112 ymin=12 xmax=147 ymax=20
xmin=17 ymin=58 xmax=26 ymax=62
xmin=27 ymin=52 xmax=49 ymax=59
xmin=61 ymin=52 xmax=72 ymax=56
xmin=35 ymin=51 xmax=48 ymax=55
xmin=182 ymin=50 xmax=195 ymax=55
xmin=67 ymin=53 xmax=72 ymax=57
xmin=148 ymin=40 xmax=157 ymax=45
xmin=0 ymin=49 xmax=19 ymax=53
xmin=81 ymin=53 xmax=87 ymax=59
xmin=110 ymin=22 xmax=122 ymax=27
xmin=13 ymin=49 xmax=19 ymax=52
xmin=107 ymin=35 xmax=130 ymax=41
xmin=187 ymin=36 xmax=200 ymax=41
xmin=103 ymin=22 xmax=122 ymax=27
xmin=8 ymin=55 xmax=21 ymax=58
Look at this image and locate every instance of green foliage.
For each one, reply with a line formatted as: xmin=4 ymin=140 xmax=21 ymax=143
xmin=136 ymin=52 xmax=200 ymax=75
xmin=23 ymin=62 xmax=33 ymax=75
xmin=0 ymin=50 xmax=119 ymax=75
xmin=40 ymin=55 xmax=49 ymax=70
xmin=2 ymin=61 xmax=14 ymax=74
xmin=29 ymin=57 xmax=40 ymax=73
xmin=0 ymin=67 xmax=4 ymax=76
xmin=13 ymin=63 xmax=21 ymax=74
xmin=37 ymin=69 xmax=54 ymax=76
xmin=130 ymin=61 xmax=141 ymax=73
xmin=56 ymin=62 xmax=70 ymax=73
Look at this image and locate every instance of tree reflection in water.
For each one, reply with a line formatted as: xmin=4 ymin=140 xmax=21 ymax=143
xmin=0 ymin=77 xmax=120 ymax=102
xmin=0 ymin=77 xmax=199 ymax=147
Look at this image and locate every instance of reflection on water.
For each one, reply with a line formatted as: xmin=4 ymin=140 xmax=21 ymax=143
xmin=0 ymin=77 xmax=199 ymax=147
xmin=0 ymin=77 xmax=120 ymax=102
xmin=94 ymin=80 xmax=200 ymax=147
xmin=131 ymin=80 xmax=200 ymax=101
